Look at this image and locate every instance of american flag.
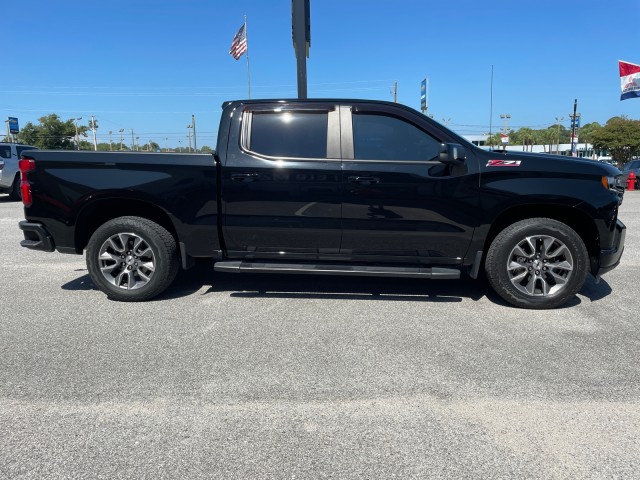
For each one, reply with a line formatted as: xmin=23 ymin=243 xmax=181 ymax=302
xmin=229 ymin=24 xmax=247 ymax=60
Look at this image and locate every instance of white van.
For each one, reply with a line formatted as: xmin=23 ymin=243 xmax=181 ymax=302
xmin=0 ymin=143 xmax=38 ymax=199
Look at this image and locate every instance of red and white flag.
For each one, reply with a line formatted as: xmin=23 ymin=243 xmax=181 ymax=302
xmin=229 ymin=24 xmax=248 ymax=60
xmin=619 ymin=60 xmax=640 ymax=100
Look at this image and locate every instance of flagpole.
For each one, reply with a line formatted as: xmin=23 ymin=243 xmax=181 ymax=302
xmin=245 ymin=15 xmax=251 ymax=99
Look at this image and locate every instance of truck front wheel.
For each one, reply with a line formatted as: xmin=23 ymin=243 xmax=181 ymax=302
xmin=86 ymin=216 xmax=179 ymax=301
xmin=485 ymin=218 xmax=589 ymax=309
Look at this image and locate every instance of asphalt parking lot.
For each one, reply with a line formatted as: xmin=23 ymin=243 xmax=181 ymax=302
xmin=1 ymin=193 xmax=639 ymax=479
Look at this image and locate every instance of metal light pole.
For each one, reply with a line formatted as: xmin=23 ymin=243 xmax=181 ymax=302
xmin=119 ymin=129 xmax=124 ymax=150
xmin=292 ymin=0 xmax=310 ymax=99
xmin=108 ymin=131 xmax=113 ymax=151
xmin=136 ymin=137 xmax=140 ymax=151
xmin=74 ymin=117 xmax=83 ymax=150
xmin=500 ymin=113 xmax=511 ymax=151
xmin=164 ymin=137 xmax=168 ymax=152
xmin=555 ymin=116 xmax=564 ymax=154
xmin=569 ymin=99 xmax=580 ymax=157
xmin=178 ymin=140 xmax=182 ymax=153
xmin=191 ymin=115 xmax=197 ymax=152
xmin=187 ymin=125 xmax=192 ymax=152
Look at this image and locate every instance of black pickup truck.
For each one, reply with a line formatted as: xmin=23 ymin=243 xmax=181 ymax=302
xmin=18 ymin=99 xmax=626 ymax=308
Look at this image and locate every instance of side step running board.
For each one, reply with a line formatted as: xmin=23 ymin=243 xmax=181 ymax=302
xmin=214 ymin=261 xmax=460 ymax=279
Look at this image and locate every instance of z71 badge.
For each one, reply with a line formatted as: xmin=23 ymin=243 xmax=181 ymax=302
xmin=486 ymin=160 xmax=522 ymax=167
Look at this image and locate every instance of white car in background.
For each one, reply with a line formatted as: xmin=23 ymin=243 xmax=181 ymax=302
xmin=0 ymin=143 xmax=38 ymax=199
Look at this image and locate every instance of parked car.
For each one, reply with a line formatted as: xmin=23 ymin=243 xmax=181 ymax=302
xmin=17 ymin=99 xmax=626 ymax=309
xmin=621 ymin=159 xmax=640 ymax=188
xmin=0 ymin=143 xmax=38 ymax=199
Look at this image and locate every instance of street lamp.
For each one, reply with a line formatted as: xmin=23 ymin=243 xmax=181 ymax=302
xmin=119 ymin=129 xmax=124 ymax=150
xmin=500 ymin=114 xmax=511 ymax=150
xmin=442 ymin=117 xmax=451 ymax=126
xmin=187 ymin=125 xmax=192 ymax=152
xmin=555 ymin=116 xmax=565 ymax=155
xmin=136 ymin=136 xmax=140 ymax=151
xmin=74 ymin=117 xmax=83 ymax=150
xmin=108 ymin=131 xmax=113 ymax=151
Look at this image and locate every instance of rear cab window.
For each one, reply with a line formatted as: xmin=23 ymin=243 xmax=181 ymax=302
xmin=0 ymin=146 xmax=11 ymax=159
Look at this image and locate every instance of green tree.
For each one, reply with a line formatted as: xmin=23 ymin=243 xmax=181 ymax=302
xmin=591 ymin=116 xmax=640 ymax=166
xmin=18 ymin=114 xmax=88 ymax=149
xmin=578 ymin=122 xmax=601 ymax=145
xmin=200 ymin=145 xmax=214 ymax=153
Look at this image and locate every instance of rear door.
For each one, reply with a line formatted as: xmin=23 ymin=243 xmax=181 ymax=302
xmin=221 ymin=103 xmax=343 ymax=260
xmin=339 ymin=103 xmax=479 ymax=265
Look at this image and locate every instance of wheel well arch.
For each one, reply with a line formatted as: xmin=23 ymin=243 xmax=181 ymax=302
xmin=483 ymin=204 xmax=600 ymax=260
xmin=74 ymin=198 xmax=178 ymax=252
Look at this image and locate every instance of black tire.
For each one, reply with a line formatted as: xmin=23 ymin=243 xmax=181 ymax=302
xmin=485 ymin=218 xmax=589 ymax=309
xmin=86 ymin=216 xmax=180 ymax=302
xmin=8 ymin=174 xmax=21 ymax=201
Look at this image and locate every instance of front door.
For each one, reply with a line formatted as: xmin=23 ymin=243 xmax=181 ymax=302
xmin=340 ymin=104 xmax=479 ymax=265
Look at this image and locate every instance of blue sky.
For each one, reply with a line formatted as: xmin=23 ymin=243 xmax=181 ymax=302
xmin=3 ymin=0 xmax=640 ymax=148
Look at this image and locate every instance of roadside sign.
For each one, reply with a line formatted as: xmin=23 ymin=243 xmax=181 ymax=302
xmin=501 ymin=133 xmax=509 ymax=144
xmin=8 ymin=117 xmax=19 ymax=134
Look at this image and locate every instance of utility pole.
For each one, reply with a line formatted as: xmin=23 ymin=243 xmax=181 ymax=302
xmin=108 ymin=131 xmax=113 ymax=151
xmin=90 ymin=114 xmax=98 ymax=151
xmin=131 ymin=129 xmax=135 ymax=150
xmin=555 ymin=117 xmax=564 ymax=154
xmin=393 ymin=81 xmax=397 ymax=103
xmin=187 ymin=125 xmax=192 ymax=152
xmin=119 ymin=129 xmax=124 ymax=150
xmin=136 ymin=137 xmax=140 ymax=151
xmin=74 ymin=117 xmax=83 ymax=150
xmin=164 ymin=137 xmax=168 ymax=152
xmin=192 ymin=114 xmax=197 ymax=152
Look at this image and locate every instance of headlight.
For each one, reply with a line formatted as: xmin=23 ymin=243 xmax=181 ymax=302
xmin=601 ymin=175 xmax=624 ymax=191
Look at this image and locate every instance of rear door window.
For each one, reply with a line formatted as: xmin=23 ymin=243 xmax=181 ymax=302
xmin=0 ymin=146 xmax=11 ymax=159
xmin=247 ymin=110 xmax=328 ymax=159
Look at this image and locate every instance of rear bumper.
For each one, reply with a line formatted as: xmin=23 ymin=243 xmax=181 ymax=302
xmin=19 ymin=221 xmax=55 ymax=252
xmin=597 ymin=219 xmax=626 ymax=276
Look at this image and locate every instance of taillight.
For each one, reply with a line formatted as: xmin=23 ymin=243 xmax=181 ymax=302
xmin=19 ymin=158 xmax=36 ymax=207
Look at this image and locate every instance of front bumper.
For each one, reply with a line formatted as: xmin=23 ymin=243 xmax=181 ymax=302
xmin=19 ymin=221 xmax=55 ymax=252
xmin=597 ymin=219 xmax=626 ymax=276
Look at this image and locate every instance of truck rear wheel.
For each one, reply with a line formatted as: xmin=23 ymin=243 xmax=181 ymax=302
xmin=485 ymin=218 xmax=589 ymax=309
xmin=86 ymin=216 xmax=179 ymax=301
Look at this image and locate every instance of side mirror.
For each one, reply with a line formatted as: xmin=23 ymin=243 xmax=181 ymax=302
xmin=439 ymin=143 xmax=466 ymax=165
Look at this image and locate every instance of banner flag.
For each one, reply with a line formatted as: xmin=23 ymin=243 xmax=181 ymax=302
xmin=619 ymin=60 xmax=640 ymax=100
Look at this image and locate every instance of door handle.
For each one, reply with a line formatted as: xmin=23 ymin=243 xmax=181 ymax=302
xmin=348 ymin=176 xmax=380 ymax=185
xmin=231 ymin=173 xmax=260 ymax=182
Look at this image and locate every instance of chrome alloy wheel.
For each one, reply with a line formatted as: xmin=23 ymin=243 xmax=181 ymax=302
xmin=507 ymin=235 xmax=574 ymax=297
xmin=98 ymin=232 xmax=156 ymax=290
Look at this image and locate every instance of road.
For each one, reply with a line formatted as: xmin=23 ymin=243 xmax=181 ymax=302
xmin=1 ymin=192 xmax=639 ymax=479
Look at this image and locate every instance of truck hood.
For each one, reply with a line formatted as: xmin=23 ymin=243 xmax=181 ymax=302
xmin=482 ymin=150 xmax=621 ymax=177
